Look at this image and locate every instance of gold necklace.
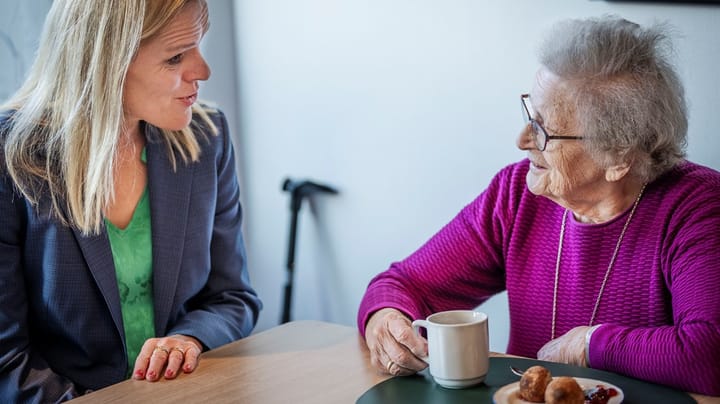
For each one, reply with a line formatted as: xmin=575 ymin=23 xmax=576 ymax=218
xmin=550 ymin=184 xmax=646 ymax=339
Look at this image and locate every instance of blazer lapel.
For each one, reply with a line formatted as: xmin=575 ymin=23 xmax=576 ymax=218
xmin=145 ymin=133 xmax=193 ymax=335
xmin=72 ymin=227 xmax=125 ymax=339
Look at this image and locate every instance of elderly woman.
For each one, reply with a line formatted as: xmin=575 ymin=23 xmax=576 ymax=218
xmin=357 ymin=16 xmax=720 ymax=396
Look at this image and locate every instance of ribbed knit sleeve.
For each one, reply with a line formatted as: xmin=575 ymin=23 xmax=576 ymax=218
xmin=356 ymin=161 xmax=526 ymax=332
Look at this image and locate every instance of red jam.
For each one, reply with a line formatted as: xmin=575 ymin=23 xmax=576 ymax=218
xmin=584 ymin=385 xmax=619 ymax=404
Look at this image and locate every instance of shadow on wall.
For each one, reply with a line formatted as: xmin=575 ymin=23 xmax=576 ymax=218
xmin=0 ymin=1 xmax=52 ymax=102
xmin=0 ymin=32 xmax=23 ymax=101
xmin=308 ymin=196 xmax=345 ymax=322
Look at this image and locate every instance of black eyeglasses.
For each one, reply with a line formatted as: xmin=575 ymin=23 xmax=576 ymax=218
xmin=521 ymin=94 xmax=583 ymax=151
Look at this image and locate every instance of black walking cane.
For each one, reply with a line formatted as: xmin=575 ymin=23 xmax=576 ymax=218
xmin=280 ymin=178 xmax=338 ymax=324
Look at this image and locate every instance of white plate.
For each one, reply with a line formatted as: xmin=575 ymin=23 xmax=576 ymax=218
xmin=493 ymin=377 xmax=624 ymax=404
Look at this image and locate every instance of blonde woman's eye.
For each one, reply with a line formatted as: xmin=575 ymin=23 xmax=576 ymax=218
xmin=167 ymin=54 xmax=183 ymax=65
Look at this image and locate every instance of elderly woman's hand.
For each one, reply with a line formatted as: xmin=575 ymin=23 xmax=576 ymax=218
xmin=536 ymin=325 xmax=592 ymax=367
xmin=132 ymin=334 xmax=203 ymax=381
xmin=365 ymin=308 xmax=429 ymax=376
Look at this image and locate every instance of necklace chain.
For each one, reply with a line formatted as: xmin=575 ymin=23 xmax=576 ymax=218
xmin=550 ymin=184 xmax=646 ymax=339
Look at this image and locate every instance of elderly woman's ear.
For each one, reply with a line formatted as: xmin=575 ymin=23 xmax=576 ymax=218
xmin=604 ymin=162 xmax=632 ymax=182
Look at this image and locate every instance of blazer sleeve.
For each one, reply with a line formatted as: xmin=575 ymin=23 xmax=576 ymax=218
xmin=162 ymin=110 xmax=262 ymax=348
xmin=0 ymin=161 xmax=83 ymax=402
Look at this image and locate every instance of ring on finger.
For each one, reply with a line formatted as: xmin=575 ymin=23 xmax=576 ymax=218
xmin=153 ymin=346 xmax=170 ymax=356
xmin=386 ymin=360 xmax=395 ymax=374
xmin=171 ymin=347 xmax=186 ymax=356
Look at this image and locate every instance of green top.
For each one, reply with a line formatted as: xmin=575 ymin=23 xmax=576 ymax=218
xmin=105 ymin=149 xmax=155 ymax=377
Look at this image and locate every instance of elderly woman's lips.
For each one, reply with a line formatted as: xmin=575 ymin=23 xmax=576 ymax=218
xmin=530 ymin=161 xmax=547 ymax=170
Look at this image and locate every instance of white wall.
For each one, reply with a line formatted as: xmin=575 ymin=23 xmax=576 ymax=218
xmin=210 ymin=0 xmax=720 ymax=353
xmin=3 ymin=0 xmax=718 ymax=354
xmin=208 ymin=0 xmax=720 ymax=353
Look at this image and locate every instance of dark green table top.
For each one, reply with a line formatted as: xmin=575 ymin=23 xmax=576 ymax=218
xmin=357 ymin=357 xmax=694 ymax=403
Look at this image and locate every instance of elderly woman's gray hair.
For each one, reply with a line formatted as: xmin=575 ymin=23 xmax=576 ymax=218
xmin=539 ymin=15 xmax=687 ymax=184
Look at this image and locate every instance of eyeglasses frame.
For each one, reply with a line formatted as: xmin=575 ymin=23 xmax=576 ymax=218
xmin=521 ymin=93 xmax=583 ymax=151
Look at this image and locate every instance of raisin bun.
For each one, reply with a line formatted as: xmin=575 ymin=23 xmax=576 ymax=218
xmin=544 ymin=376 xmax=584 ymax=404
xmin=518 ymin=365 xmax=552 ymax=402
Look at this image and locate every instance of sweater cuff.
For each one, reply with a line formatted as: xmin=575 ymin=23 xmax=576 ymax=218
xmin=585 ymin=324 xmax=601 ymax=367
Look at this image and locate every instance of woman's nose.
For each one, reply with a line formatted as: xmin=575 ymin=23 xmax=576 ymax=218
xmin=197 ymin=56 xmax=211 ymax=81
xmin=516 ymin=124 xmax=535 ymax=151
xmin=185 ymin=51 xmax=211 ymax=82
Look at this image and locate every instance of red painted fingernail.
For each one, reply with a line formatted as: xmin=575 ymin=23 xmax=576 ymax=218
xmin=134 ymin=370 xmax=145 ymax=379
xmin=147 ymin=371 xmax=156 ymax=380
xmin=165 ymin=369 xmax=175 ymax=378
xmin=183 ymin=365 xmax=192 ymax=372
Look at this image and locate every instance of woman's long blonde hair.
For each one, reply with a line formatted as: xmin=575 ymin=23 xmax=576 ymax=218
xmin=1 ymin=0 xmax=216 ymax=235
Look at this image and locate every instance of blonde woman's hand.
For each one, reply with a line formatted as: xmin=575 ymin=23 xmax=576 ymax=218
xmin=364 ymin=308 xmax=428 ymax=376
xmin=132 ymin=334 xmax=203 ymax=381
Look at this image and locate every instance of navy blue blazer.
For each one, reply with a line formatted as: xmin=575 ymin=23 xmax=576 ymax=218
xmin=0 ymin=109 xmax=262 ymax=402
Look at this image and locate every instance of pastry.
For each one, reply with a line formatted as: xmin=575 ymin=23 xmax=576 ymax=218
xmin=544 ymin=376 xmax=584 ymax=404
xmin=518 ymin=365 xmax=552 ymax=402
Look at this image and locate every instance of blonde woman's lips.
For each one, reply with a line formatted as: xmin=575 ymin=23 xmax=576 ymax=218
xmin=179 ymin=93 xmax=197 ymax=107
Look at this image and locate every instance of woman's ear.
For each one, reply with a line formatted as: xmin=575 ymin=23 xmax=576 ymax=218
xmin=605 ymin=162 xmax=631 ymax=182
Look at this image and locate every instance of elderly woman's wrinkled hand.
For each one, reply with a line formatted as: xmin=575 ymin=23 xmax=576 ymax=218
xmin=132 ymin=334 xmax=203 ymax=381
xmin=365 ymin=308 xmax=429 ymax=376
xmin=536 ymin=325 xmax=591 ymax=367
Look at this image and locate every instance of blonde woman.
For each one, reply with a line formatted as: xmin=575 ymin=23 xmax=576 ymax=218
xmin=0 ymin=0 xmax=261 ymax=401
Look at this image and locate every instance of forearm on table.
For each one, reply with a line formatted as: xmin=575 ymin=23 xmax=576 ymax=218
xmin=588 ymin=322 xmax=720 ymax=396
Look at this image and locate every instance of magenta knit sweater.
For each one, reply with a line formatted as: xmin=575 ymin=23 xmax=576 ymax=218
xmin=357 ymin=159 xmax=720 ymax=396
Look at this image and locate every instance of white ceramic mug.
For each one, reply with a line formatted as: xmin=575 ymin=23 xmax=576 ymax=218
xmin=412 ymin=310 xmax=489 ymax=389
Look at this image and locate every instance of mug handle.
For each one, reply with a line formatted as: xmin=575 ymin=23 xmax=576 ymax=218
xmin=411 ymin=319 xmax=430 ymax=364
